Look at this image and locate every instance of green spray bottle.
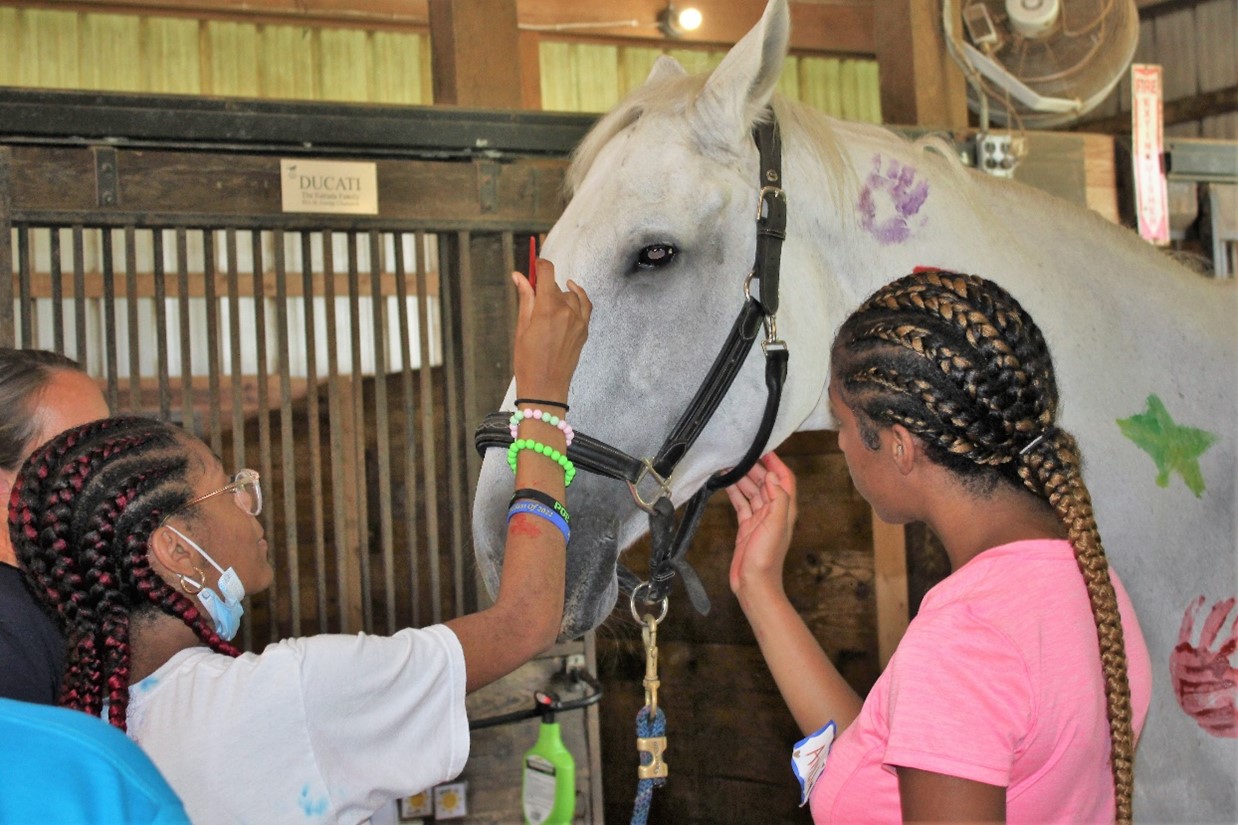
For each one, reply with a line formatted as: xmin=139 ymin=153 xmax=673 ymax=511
xmin=522 ymin=691 xmax=575 ymax=825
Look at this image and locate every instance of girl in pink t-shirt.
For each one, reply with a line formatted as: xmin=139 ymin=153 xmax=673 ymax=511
xmin=727 ymin=270 xmax=1151 ymax=824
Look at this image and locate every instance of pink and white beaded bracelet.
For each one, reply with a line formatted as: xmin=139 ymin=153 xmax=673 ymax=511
xmin=508 ymin=408 xmax=574 ymax=446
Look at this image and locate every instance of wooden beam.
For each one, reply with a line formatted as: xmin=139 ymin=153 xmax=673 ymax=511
xmin=1072 ymin=85 xmax=1238 ymax=134
xmin=428 ymin=0 xmax=524 ymax=108
xmin=17 ymin=270 xmax=442 ymax=300
xmin=518 ymin=30 xmax=543 ymax=110
xmin=0 ymin=0 xmax=434 ymax=32
xmin=0 ymin=0 xmax=877 ymax=55
xmin=516 ymin=0 xmax=875 ymax=54
xmin=1136 ymin=0 xmax=1212 ymax=20
xmin=873 ymin=0 xmax=968 ymax=128
xmin=871 ymin=509 xmax=909 ymax=668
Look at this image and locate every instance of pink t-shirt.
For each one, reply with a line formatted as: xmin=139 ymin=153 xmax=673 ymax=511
xmin=809 ymin=539 xmax=1151 ymax=824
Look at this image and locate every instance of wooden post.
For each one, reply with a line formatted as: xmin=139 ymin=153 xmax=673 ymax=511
xmin=873 ymin=0 xmax=969 ymax=129
xmin=872 ymin=509 xmax=909 ymax=667
xmin=428 ymin=0 xmax=524 ymax=108
xmin=332 ymin=374 xmax=365 ymax=634
xmin=518 ymin=29 xmax=543 ymax=110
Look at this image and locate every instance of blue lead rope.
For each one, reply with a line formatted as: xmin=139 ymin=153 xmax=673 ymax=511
xmin=631 ymin=705 xmax=667 ymax=825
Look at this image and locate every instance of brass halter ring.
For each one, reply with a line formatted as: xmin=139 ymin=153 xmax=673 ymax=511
xmin=629 ymin=581 xmax=669 ymax=626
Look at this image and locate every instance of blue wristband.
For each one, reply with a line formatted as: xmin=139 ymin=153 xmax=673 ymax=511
xmin=507 ymin=499 xmax=571 ymax=544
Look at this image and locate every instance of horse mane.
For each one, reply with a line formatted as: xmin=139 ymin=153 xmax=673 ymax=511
xmin=566 ymin=63 xmax=979 ymax=216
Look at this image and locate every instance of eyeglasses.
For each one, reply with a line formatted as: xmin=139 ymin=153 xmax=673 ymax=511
xmin=163 ymin=469 xmax=262 ymax=523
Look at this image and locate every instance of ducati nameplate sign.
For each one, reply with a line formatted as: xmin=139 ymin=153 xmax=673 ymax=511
xmin=280 ymin=159 xmax=378 ymax=215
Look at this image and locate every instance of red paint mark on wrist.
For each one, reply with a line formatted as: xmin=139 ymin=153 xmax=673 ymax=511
xmin=508 ymin=515 xmax=547 ymax=539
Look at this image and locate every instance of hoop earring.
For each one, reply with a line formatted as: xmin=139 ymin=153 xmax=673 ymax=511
xmin=178 ymin=565 xmax=206 ymax=596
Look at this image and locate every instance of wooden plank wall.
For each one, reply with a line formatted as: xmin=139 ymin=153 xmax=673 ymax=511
xmin=0 ymin=6 xmax=881 ymax=122
xmin=0 ymin=6 xmax=434 ymax=103
xmin=539 ymin=40 xmax=880 ymax=121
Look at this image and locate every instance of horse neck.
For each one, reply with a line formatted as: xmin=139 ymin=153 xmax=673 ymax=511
xmin=775 ymin=104 xmax=911 ymax=319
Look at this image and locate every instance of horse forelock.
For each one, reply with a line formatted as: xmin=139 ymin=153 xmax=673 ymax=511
xmin=567 ymin=73 xmax=709 ymax=196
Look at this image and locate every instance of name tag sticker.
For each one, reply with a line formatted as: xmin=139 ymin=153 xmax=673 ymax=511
xmin=791 ymin=720 xmax=836 ymax=806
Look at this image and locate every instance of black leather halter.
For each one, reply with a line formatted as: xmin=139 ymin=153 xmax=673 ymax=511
xmin=475 ymin=114 xmax=790 ymax=616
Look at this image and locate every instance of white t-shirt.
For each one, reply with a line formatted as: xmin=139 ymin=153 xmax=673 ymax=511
xmin=126 ymin=624 xmax=469 ymax=825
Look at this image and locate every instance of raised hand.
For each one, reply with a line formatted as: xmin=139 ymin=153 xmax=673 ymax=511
xmin=512 ymin=259 xmax=592 ymax=404
xmin=1170 ymin=595 xmax=1237 ymax=738
xmin=725 ymin=452 xmax=798 ymax=599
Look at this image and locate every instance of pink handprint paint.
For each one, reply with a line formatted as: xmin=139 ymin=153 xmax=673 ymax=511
xmin=1170 ymin=596 xmax=1237 ymax=738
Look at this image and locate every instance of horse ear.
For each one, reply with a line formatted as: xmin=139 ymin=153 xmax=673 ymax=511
xmin=645 ymin=55 xmax=688 ymax=86
xmin=690 ymin=0 xmax=790 ymax=152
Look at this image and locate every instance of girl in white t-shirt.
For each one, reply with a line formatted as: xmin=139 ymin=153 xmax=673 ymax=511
xmin=11 ymin=261 xmax=590 ymax=824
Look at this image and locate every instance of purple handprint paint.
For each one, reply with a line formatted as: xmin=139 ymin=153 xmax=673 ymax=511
xmin=857 ymin=154 xmax=930 ymax=245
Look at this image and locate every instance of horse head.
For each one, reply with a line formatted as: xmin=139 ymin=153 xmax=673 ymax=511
xmin=471 ymin=0 xmax=828 ymax=639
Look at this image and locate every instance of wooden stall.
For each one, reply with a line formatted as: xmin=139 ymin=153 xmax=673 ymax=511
xmin=0 ymin=89 xmax=607 ymax=823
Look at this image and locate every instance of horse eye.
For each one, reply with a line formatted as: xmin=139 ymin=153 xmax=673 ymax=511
xmin=635 ymin=244 xmax=677 ymax=270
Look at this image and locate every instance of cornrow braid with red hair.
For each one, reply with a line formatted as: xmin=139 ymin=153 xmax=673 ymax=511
xmin=10 ymin=416 xmax=242 ymax=731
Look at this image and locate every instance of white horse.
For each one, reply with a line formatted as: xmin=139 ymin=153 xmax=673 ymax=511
xmin=471 ymin=0 xmax=1236 ymax=819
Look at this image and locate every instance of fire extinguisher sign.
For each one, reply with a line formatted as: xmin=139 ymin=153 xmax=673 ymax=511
xmin=1131 ymin=64 xmax=1170 ymax=246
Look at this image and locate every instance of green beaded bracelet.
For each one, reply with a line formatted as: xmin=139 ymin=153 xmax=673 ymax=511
xmin=507 ymin=438 xmax=576 ymax=486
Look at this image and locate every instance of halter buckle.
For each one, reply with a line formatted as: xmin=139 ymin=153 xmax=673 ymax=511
xmin=627 ymin=458 xmax=673 ymax=514
xmin=756 ymin=185 xmax=786 ymax=221
xmin=761 ymin=314 xmax=785 ymax=352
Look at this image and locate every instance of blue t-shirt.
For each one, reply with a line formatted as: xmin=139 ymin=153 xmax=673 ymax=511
xmin=0 ymin=697 xmax=189 ymax=824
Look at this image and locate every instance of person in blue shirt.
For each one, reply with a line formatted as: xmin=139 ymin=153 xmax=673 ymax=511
xmin=0 ymin=696 xmax=188 ymax=824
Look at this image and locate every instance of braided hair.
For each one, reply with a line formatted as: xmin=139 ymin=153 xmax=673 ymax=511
xmin=9 ymin=416 xmax=242 ymax=731
xmin=831 ymin=270 xmax=1135 ymax=823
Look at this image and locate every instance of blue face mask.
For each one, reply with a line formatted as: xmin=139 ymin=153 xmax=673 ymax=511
xmin=166 ymin=525 xmax=246 ymax=641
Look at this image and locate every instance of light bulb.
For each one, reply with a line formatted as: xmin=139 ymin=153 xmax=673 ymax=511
xmin=658 ymin=4 xmax=705 ymax=38
xmin=677 ymin=8 xmax=703 ymax=32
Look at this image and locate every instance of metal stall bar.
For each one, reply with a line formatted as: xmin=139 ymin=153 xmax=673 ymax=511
xmin=0 ymin=149 xmax=11 ymax=347
xmin=71 ymin=226 xmax=86 ymax=367
xmin=443 ymin=232 xmax=470 ymax=617
xmin=152 ymin=230 xmax=171 ymax=421
xmin=273 ymin=229 xmax=302 ymax=636
xmin=124 ymin=226 xmax=141 ymax=411
xmin=225 ymin=228 xmax=252 ymax=652
xmin=345 ymin=232 xmax=372 ymax=632
xmin=50 ymin=229 xmax=64 ymax=354
xmin=395 ymin=231 xmax=420 ymax=627
xmin=250 ymin=230 xmax=278 ymax=641
xmin=100 ymin=228 xmax=118 ymax=408
xmin=419 ymin=234 xmax=443 ymax=624
xmin=369 ymin=230 xmax=396 ymax=635
xmin=322 ymin=231 xmax=358 ymax=634
xmin=301 ymin=231 xmax=328 ymax=632
xmin=16 ymin=226 xmax=31 ymax=347
xmin=176 ymin=228 xmax=193 ymax=430
xmin=203 ymin=230 xmax=223 ymax=457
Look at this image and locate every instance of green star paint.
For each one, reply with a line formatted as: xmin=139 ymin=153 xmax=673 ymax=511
xmin=1117 ymin=394 xmax=1219 ymax=497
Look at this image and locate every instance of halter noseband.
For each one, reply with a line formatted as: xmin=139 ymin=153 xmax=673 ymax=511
xmin=475 ymin=114 xmax=789 ymax=616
